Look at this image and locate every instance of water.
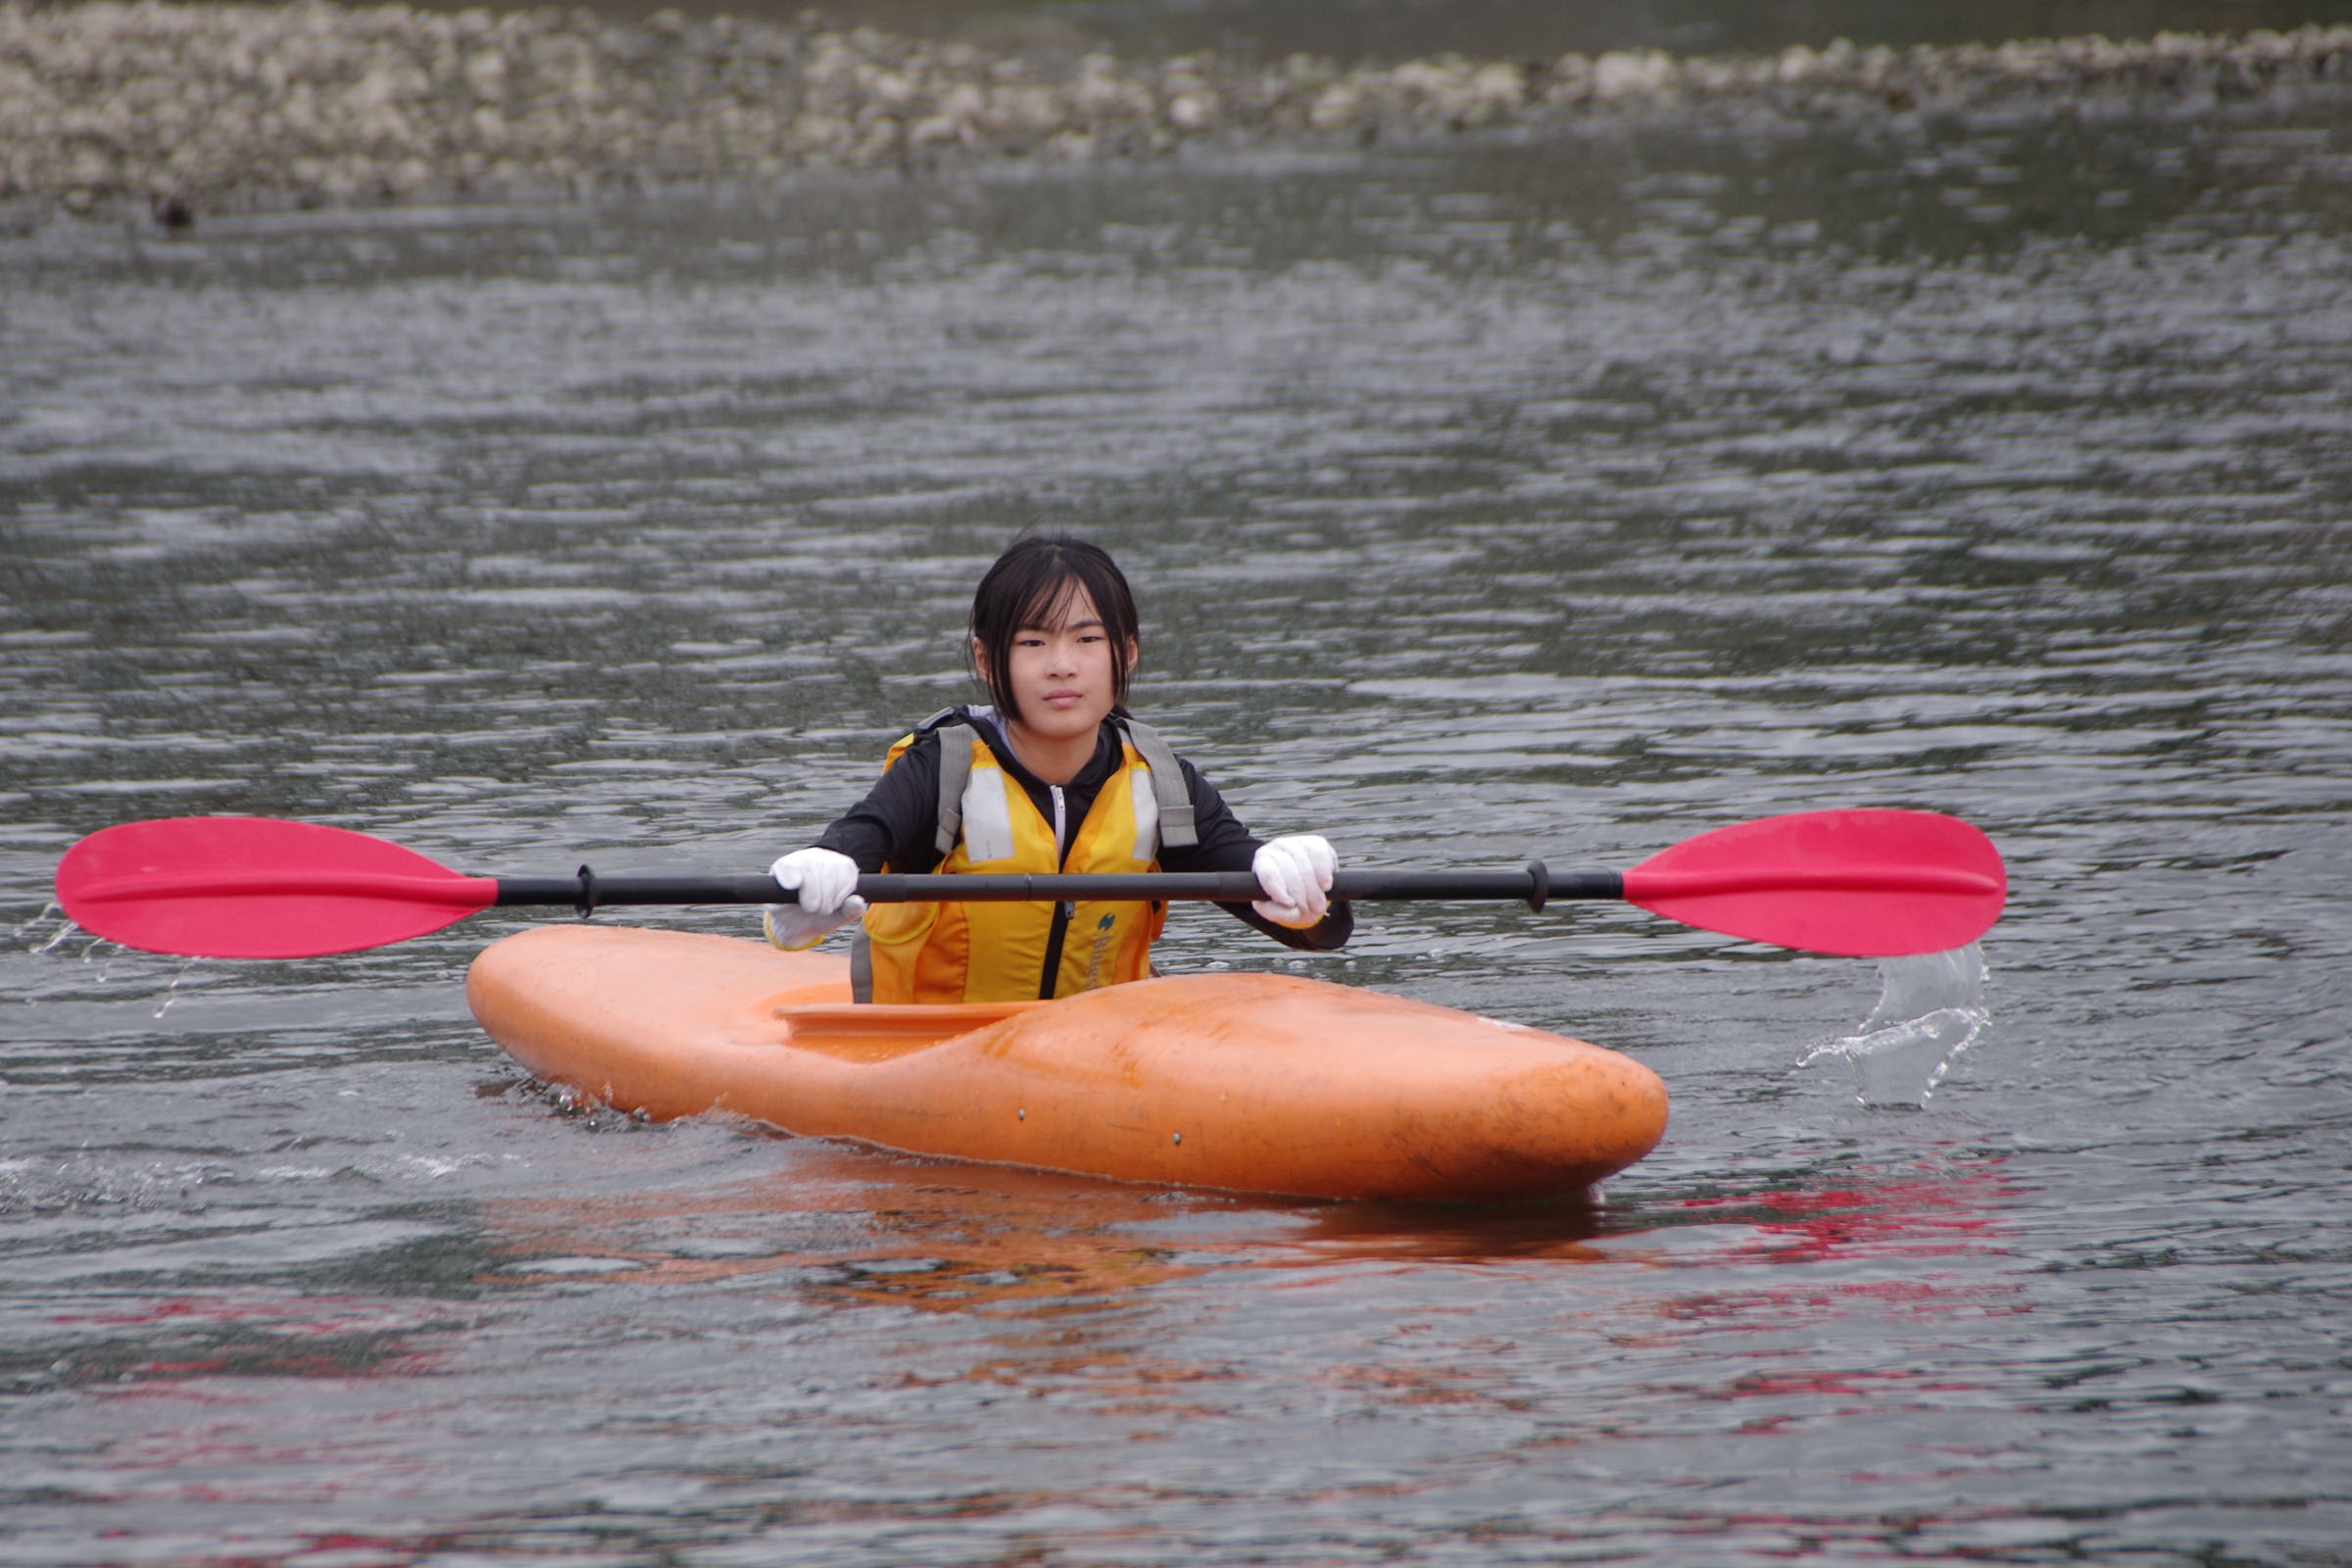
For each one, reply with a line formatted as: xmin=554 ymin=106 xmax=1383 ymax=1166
xmin=4 ymin=88 xmax=2352 ymax=1568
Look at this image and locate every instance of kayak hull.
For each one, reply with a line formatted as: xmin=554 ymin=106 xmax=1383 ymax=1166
xmin=467 ymin=925 xmax=1668 ymax=1202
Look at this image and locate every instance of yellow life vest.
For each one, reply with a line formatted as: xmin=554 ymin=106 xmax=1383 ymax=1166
xmin=858 ymin=714 xmax=1193 ymax=1004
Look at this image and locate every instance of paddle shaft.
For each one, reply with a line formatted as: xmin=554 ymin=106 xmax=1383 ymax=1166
xmin=502 ymin=863 xmax=1592 ymax=915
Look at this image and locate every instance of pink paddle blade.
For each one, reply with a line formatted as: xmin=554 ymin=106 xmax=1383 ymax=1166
xmin=56 ymin=817 xmax=498 ymax=958
xmin=1621 ymin=809 xmax=2006 ymax=957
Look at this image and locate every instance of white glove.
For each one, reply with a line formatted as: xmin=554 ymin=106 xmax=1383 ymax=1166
xmin=1251 ymin=834 xmax=1336 ymax=929
xmin=763 ymin=847 xmax=867 ymax=951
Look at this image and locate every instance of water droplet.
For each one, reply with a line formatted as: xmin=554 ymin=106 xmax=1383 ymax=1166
xmin=153 ymin=959 xmax=200 ymax=1019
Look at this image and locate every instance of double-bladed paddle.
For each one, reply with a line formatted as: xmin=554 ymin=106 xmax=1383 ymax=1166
xmin=53 ymin=808 xmax=2004 ymax=961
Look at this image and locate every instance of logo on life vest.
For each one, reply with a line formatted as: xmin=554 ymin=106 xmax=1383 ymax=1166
xmin=1081 ymin=911 xmax=1118 ymax=992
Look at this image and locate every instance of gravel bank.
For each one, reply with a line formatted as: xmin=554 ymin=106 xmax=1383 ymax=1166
xmin=7 ymin=1 xmax=2352 ymax=222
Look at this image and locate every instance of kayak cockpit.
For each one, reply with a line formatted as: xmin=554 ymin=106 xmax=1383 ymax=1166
xmin=762 ymin=1000 xmax=1041 ymax=1062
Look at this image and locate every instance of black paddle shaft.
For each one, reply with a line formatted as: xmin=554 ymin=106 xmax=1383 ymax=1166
xmin=492 ymin=863 xmax=1619 ymax=917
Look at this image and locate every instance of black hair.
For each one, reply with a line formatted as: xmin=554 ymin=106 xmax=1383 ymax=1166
xmin=969 ymin=534 xmax=1141 ymax=723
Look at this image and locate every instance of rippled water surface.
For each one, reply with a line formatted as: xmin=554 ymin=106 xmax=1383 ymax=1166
xmin=4 ymin=98 xmax=2351 ymax=1566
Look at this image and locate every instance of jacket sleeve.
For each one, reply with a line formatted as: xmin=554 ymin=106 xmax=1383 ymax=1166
xmin=811 ymin=732 xmax=948 ymax=875
xmin=1158 ymin=759 xmax=1354 ymax=953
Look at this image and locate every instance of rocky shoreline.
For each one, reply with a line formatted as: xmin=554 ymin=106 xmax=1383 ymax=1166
xmin=7 ymin=1 xmax=2352 ymax=223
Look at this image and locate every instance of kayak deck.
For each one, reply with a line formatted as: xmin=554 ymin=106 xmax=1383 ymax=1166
xmin=467 ymin=925 xmax=1667 ymax=1202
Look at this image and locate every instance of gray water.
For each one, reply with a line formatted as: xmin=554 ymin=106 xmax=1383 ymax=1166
xmin=4 ymin=93 xmax=2351 ymax=1568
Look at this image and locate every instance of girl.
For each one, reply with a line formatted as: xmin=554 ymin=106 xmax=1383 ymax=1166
xmin=766 ymin=535 xmax=1349 ymax=1004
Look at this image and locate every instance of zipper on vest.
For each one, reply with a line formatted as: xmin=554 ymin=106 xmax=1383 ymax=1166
xmin=1039 ymin=899 xmax=1075 ymax=1000
xmin=1040 ymin=783 xmax=1072 ymax=999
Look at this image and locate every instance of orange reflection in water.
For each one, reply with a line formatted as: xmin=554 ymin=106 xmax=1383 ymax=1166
xmin=475 ymin=1138 xmax=1628 ymax=1315
xmin=472 ymin=1140 xmax=1637 ymax=1441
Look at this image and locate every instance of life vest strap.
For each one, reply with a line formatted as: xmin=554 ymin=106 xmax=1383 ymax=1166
xmin=916 ymin=708 xmax=976 ymax=860
xmin=1116 ymin=716 xmax=1199 ymax=849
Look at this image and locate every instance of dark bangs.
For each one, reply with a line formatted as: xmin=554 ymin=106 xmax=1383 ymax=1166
xmin=969 ymin=535 xmax=1141 ymax=720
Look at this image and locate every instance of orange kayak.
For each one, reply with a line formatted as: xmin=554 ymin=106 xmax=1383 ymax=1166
xmin=466 ymin=925 xmax=1668 ymax=1202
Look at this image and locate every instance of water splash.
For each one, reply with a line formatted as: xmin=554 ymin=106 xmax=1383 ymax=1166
xmin=32 ymin=918 xmax=81 ymax=956
xmin=1800 ymin=944 xmax=1989 ymax=1108
xmin=154 ymin=959 xmax=200 ymax=1019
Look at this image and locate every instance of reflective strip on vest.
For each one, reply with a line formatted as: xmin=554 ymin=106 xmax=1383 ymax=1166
xmin=1130 ymin=765 xmax=1159 ymax=861
xmin=960 ymin=763 xmax=1016 ymax=863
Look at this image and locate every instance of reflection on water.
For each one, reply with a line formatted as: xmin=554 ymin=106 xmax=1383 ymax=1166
xmin=1665 ymin=1154 xmax=2014 ymax=1265
xmin=3 ymin=70 xmax=2350 ymax=1568
xmin=479 ymin=1147 xmax=1620 ymax=1314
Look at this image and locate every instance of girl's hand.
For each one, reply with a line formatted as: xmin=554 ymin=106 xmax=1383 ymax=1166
xmin=1251 ymin=835 xmax=1337 ymax=928
xmin=763 ymin=848 xmax=867 ymax=950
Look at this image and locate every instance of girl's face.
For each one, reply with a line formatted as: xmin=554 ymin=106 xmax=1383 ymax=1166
xmin=980 ymin=585 xmax=1134 ymax=745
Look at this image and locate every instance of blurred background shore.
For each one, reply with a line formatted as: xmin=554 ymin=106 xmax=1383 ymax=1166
xmin=7 ymin=0 xmax=2352 ymax=224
